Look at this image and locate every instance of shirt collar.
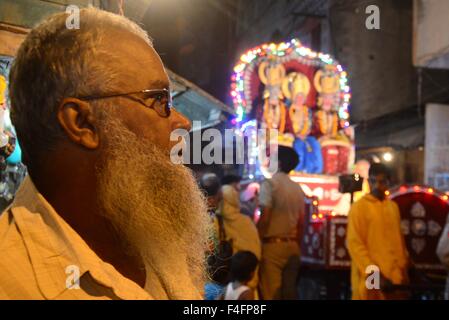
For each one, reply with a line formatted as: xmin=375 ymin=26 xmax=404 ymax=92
xmin=10 ymin=176 xmax=152 ymax=300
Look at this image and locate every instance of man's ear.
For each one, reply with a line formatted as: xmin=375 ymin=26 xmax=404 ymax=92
xmin=57 ymin=98 xmax=100 ymax=149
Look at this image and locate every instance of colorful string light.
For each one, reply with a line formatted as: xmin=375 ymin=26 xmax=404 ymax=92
xmin=230 ymin=38 xmax=351 ymax=126
xmin=389 ymin=185 xmax=449 ymax=203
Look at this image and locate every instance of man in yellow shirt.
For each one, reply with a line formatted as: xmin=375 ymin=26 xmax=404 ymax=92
xmin=347 ymin=163 xmax=409 ymax=300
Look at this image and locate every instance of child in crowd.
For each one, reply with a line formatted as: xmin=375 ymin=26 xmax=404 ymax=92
xmin=222 ymin=251 xmax=259 ymax=300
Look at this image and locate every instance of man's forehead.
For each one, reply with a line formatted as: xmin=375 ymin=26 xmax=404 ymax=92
xmin=101 ymin=30 xmax=169 ymax=89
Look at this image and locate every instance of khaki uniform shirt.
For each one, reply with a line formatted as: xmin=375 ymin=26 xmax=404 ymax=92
xmin=259 ymin=172 xmax=306 ymax=238
xmin=0 ymin=176 xmax=152 ymax=300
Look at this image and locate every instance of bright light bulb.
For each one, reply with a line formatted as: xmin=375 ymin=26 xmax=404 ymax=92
xmin=383 ymin=152 xmax=393 ymax=162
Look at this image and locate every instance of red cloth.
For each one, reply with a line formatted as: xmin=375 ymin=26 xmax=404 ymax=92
xmin=321 ymin=145 xmax=349 ymax=175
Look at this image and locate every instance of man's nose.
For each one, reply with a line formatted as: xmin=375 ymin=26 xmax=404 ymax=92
xmin=170 ymin=108 xmax=191 ymax=132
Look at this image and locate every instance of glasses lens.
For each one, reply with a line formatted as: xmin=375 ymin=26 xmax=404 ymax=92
xmin=143 ymin=90 xmax=171 ymax=117
xmin=153 ymin=92 xmax=171 ymax=117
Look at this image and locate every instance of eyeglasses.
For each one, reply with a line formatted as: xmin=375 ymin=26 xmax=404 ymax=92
xmin=78 ymin=88 xmax=172 ymax=118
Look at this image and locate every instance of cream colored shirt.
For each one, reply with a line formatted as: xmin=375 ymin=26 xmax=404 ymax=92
xmin=0 ymin=176 xmax=153 ymax=300
xmin=218 ymin=185 xmax=261 ymax=260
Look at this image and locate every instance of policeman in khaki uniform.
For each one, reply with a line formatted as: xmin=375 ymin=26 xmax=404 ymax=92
xmin=258 ymin=146 xmax=305 ymax=300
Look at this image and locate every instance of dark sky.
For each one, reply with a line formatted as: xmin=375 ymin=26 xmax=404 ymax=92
xmin=142 ymin=0 xmax=237 ymax=105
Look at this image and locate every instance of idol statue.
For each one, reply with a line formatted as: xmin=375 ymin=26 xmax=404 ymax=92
xmin=313 ymin=65 xmax=352 ymax=174
xmin=282 ymin=72 xmax=322 ymax=173
xmin=258 ymin=59 xmax=286 ymax=133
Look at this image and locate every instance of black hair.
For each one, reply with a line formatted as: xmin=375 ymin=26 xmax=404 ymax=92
xmin=368 ymin=162 xmax=391 ymax=180
xmin=229 ymin=251 xmax=258 ymax=283
xmin=199 ymin=173 xmax=221 ymax=197
xmin=278 ymin=146 xmax=299 ymax=173
xmin=221 ymin=174 xmax=242 ymax=186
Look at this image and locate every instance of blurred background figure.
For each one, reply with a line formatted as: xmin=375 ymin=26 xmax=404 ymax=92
xmin=240 ymin=182 xmax=260 ymax=222
xmin=222 ymin=251 xmax=259 ymax=300
xmin=220 ymin=174 xmax=261 ymax=258
xmin=333 ymin=158 xmax=371 ymax=216
xmin=258 ymin=145 xmax=306 ymax=300
xmin=199 ymin=172 xmax=222 ymax=216
xmin=353 ymin=159 xmax=371 ymax=202
xmin=220 ymin=174 xmax=261 ymax=297
xmin=221 ymin=174 xmax=242 ymax=192
xmin=199 ymin=172 xmax=228 ymax=300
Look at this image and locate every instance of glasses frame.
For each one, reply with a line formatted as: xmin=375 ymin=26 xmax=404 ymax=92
xmin=78 ymin=88 xmax=172 ymax=118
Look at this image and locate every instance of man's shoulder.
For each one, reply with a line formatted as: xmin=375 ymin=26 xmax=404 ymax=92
xmin=386 ymin=198 xmax=401 ymax=214
xmin=0 ymin=206 xmax=27 ymax=252
xmin=386 ymin=198 xmax=399 ymax=207
xmin=0 ymin=208 xmax=19 ymax=248
xmin=349 ymin=195 xmax=372 ymax=213
xmin=0 ymin=208 xmax=43 ymax=299
xmin=286 ymin=177 xmax=305 ymax=197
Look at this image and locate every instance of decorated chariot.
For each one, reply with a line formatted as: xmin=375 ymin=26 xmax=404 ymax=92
xmin=231 ymin=39 xmax=448 ymax=299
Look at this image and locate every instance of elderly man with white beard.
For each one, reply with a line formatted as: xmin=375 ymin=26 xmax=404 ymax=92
xmin=0 ymin=8 xmax=210 ymax=300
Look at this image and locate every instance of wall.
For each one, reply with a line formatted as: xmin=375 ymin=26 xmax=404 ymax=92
xmin=329 ymin=0 xmax=417 ymax=123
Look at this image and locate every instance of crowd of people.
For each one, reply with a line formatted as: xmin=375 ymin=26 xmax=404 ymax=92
xmin=0 ymin=6 xmax=449 ymax=300
xmin=200 ymin=159 xmax=449 ymax=300
xmin=200 ymin=145 xmax=306 ymax=300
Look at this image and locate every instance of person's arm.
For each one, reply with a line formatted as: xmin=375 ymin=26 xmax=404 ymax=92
xmin=257 ymin=206 xmax=272 ymax=238
xmin=238 ymin=289 xmax=254 ymax=300
xmin=257 ymin=180 xmax=273 ymax=238
xmin=392 ymin=202 xmax=410 ymax=282
xmin=221 ymin=185 xmax=241 ymax=220
xmin=346 ymin=203 xmax=375 ymax=276
xmin=296 ymin=188 xmax=306 ymax=243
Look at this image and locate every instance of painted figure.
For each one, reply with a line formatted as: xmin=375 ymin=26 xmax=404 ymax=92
xmin=313 ymin=65 xmax=351 ymax=175
xmin=282 ymin=72 xmax=322 ymax=173
xmin=258 ymin=59 xmax=286 ymax=132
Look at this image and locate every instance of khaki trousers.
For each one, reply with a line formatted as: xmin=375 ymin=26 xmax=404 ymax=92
xmin=259 ymin=241 xmax=300 ymax=300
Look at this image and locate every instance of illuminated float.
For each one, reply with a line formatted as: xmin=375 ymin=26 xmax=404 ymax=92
xmin=231 ymin=40 xmax=447 ymax=297
xmin=231 ymin=38 xmax=353 ymax=214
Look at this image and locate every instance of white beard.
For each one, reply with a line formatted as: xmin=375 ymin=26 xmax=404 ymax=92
xmin=96 ymin=114 xmax=210 ymax=299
